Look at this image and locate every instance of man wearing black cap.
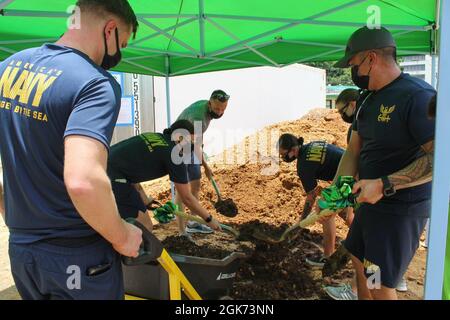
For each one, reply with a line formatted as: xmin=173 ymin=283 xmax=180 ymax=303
xmin=175 ymin=90 xmax=230 ymax=236
xmin=327 ymin=26 xmax=436 ymax=300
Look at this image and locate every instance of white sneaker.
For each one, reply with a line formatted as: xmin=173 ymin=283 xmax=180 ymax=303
xmin=396 ymin=278 xmax=408 ymax=292
xmin=324 ymin=284 xmax=357 ymax=300
xmin=186 ymin=221 xmax=213 ymax=234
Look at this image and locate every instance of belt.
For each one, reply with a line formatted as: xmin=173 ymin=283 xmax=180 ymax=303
xmin=40 ymin=233 xmax=102 ymax=248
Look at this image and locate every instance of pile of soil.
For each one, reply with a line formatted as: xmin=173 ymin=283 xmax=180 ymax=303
xmin=162 ymin=236 xmax=232 ymax=260
xmin=143 ymin=108 xmax=426 ymax=300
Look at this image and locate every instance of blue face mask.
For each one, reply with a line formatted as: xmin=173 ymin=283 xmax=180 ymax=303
xmin=101 ymin=27 xmax=122 ymax=70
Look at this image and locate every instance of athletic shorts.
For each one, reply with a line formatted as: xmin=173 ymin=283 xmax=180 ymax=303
xmin=186 ymin=152 xmax=201 ymax=182
xmin=344 ymin=200 xmax=429 ymax=289
xmin=111 ymin=181 xmax=146 ymax=220
xmin=9 ymin=237 xmax=123 ymax=300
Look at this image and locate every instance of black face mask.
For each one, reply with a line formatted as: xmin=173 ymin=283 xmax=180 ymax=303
xmin=101 ymin=27 xmax=121 ymax=70
xmin=341 ymin=113 xmax=355 ymax=124
xmin=351 ymin=55 xmax=371 ymax=90
xmin=208 ymin=110 xmax=223 ymax=119
xmin=283 ymin=150 xmax=297 ymax=163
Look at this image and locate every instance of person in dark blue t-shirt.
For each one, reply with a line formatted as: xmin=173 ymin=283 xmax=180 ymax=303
xmin=107 ymin=120 xmax=221 ymax=234
xmin=331 ymin=26 xmax=436 ymax=300
xmin=0 ymin=1 xmax=141 ymax=300
xmin=335 ymin=88 xmax=361 ymax=144
xmin=278 ymin=134 xmax=353 ymax=266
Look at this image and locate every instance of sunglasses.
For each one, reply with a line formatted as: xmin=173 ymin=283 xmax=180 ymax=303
xmin=212 ymin=93 xmax=230 ymax=102
xmin=338 ymin=103 xmax=350 ymax=116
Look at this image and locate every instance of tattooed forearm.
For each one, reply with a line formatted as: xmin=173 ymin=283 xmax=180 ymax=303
xmin=388 ymin=141 xmax=434 ymax=191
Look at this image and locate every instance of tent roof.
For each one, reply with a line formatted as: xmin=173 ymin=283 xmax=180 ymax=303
xmin=0 ymin=0 xmax=438 ymax=77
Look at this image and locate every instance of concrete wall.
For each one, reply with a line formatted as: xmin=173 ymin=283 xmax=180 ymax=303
xmin=153 ymin=64 xmax=326 ymax=156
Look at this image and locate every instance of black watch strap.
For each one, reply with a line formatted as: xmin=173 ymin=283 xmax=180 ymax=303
xmin=381 ymin=176 xmax=396 ymax=197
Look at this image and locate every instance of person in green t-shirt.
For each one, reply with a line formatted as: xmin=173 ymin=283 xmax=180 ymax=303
xmin=175 ymin=90 xmax=230 ymax=236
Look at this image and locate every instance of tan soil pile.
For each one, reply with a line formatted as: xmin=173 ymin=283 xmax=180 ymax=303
xmin=142 ymin=108 xmax=425 ymax=300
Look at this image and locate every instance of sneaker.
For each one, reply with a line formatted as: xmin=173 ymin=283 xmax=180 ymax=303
xmin=396 ymin=278 xmax=408 ymax=292
xmin=305 ymin=254 xmax=328 ymax=268
xmin=186 ymin=221 xmax=213 ymax=234
xmin=324 ymin=284 xmax=357 ymax=300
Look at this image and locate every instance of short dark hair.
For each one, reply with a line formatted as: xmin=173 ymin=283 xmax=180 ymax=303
xmin=163 ymin=120 xmax=195 ymax=136
xmin=278 ymin=134 xmax=304 ymax=151
xmin=374 ymin=46 xmax=397 ymax=64
xmin=336 ymin=88 xmax=360 ymax=106
xmin=428 ymin=94 xmax=437 ymax=119
xmin=210 ymin=89 xmax=230 ymax=102
xmin=76 ymin=0 xmax=139 ymax=39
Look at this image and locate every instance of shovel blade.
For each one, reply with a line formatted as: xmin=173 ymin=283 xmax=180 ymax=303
xmin=214 ymin=198 xmax=239 ymax=217
xmin=251 ymin=229 xmax=284 ymax=244
xmin=322 ymin=244 xmax=351 ymax=277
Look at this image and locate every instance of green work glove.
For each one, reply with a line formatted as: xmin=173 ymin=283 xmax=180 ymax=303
xmin=318 ymin=176 xmax=358 ymax=211
xmin=152 ymin=201 xmax=178 ymax=224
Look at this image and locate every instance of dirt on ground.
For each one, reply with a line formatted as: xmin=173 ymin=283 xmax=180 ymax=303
xmin=0 ymin=108 xmax=427 ymax=300
xmin=142 ymin=108 xmax=427 ymax=300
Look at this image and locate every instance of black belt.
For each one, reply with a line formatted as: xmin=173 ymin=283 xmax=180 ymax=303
xmin=40 ymin=233 xmax=102 ymax=248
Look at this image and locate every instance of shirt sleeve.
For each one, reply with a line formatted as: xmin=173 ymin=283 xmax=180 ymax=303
xmin=298 ymin=161 xmax=318 ymax=193
xmin=64 ymin=77 xmax=121 ymax=150
xmin=406 ymin=89 xmax=436 ymax=146
xmin=166 ymin=149 xmax=189 ymax=184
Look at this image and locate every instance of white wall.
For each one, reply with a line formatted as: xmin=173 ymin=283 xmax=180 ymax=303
xmin=153 ymin=64 xmax=326 ymax=156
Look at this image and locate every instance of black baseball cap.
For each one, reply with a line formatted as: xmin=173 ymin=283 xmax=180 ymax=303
xmin=334 ymin=26 xmax=397 ymax=68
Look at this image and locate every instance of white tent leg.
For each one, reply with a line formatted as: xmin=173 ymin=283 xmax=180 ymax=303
xmin=424 ymin=0 xmax=450 ymax=300
xmin=165 ymin=56 xmax=175 ymax=200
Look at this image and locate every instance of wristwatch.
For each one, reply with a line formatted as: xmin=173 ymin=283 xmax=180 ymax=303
xmin=204 ymin=215 xmax=213 ymax=223
xmin=381 ymin=176 xmax=396 ymax=197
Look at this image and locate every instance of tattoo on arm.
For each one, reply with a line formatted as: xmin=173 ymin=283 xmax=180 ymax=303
xmin=388 ymin=141 xmax=434 ymax=190
xmin=302 ymin=186 xmax=322 ymax=218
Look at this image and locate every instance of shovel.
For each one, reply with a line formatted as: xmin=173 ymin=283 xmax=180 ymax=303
xmin=209 ymin=176 xmax=239 ymax=218
xmin=252 ymin=208 xmax=343 ymax=244
xmin=176 ymin=210 xmax=240 ymax=238
xmin=322 ymin=243 xmax=351 ymax=277
xmin=152 ymin=202 xmax=240 ymax=238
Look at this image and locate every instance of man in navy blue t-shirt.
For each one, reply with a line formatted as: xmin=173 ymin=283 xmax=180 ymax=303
xmin=330 ymin=26 xmax=436 ymax=300
xmin=0 ymin=0 xmax=141 ymax=300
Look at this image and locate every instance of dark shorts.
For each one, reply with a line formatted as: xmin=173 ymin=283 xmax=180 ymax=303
xmin=111 ymin=181 xmax=146 ymax=220
xmin=9 ymin=238 xmax=124 ymax=300
xmin=186 ymin=152 xmax=201 ymax=182
xmin=344 ymin=201 xmax=429 ymax=289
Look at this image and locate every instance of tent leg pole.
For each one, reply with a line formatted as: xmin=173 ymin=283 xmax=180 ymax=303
xmin=424 ymin=0 xmax=450 ymax=300
xmin=431 ymin=54 xmax=438 ymax=89
xmin=165 ymin=56 xmax=175 ymax=201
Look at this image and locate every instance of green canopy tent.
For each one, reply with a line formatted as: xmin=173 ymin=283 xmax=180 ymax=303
xmin=0 ymin=0 xmax=439 ymax=77
xmin=0 ymin=0 xmax=449 ymax=300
